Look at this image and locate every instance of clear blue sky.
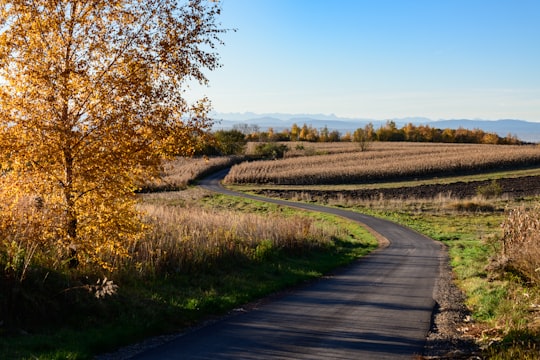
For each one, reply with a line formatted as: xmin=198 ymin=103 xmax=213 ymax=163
xmin=187 ymin=0 xmax=540 ymax=121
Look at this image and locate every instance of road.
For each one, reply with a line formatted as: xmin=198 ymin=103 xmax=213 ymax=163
xmin=132 ymin=169 xmax=442 ymax=359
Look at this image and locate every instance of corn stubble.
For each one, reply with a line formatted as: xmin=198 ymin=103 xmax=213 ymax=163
xmin=224 ymin=142 xmax=540 ymax=185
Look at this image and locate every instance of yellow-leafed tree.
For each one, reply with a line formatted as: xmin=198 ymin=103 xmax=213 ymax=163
xmin=0 ymin=0 xmax=225 ymax=272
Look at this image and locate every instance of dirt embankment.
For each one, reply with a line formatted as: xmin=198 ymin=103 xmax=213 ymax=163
xmin=252 ymin=176 xmax=540 ymax=201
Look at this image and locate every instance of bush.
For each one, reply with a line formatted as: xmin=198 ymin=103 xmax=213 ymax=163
xmin=254 ymin=143 xmax=289 ymax=159
xmin=477 ymin=180 xmax=503 ymax=198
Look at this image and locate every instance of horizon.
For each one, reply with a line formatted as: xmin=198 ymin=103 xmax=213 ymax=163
xmin=186 ymin=0 xmax=540 ymax=123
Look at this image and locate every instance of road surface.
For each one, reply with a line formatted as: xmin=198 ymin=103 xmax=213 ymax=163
xmin=132 ymin=169 xmax=442 ymax=359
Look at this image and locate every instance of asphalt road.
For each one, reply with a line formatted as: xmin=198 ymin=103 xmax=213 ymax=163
xmin=132 ymin=169 xmax=442 ymax=359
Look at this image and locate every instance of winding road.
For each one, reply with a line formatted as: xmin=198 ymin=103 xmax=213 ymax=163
xmin=132 ymin=169 xmax=443 ymax=359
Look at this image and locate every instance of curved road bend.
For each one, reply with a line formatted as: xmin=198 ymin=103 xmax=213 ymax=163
xmin=133 ymin=169 xmax=443 ymax=360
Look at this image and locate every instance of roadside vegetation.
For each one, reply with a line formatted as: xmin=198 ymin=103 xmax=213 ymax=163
xmin=354 ymin=197 xmax=540 ymax=359
xmin=0 ymin=184 xmax=377 ymax=359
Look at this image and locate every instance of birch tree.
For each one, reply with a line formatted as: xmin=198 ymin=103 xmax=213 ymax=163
xmin=0 ymin=0 xmax=225 ymax=270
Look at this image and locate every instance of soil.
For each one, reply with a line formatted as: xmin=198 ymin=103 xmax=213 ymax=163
xmin=252 ymin=175 xmax=540 ymax=202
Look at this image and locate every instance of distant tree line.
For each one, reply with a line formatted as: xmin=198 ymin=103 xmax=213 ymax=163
xmin=203 ymin=121 xmax=522 ymax=156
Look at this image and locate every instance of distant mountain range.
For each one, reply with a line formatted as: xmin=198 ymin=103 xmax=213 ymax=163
xmin=210 ymin=112 xmax=540 ymax=143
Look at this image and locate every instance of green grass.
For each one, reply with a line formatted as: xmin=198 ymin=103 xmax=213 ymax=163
xmin=0 ymin=193 xmax=377 ymax=359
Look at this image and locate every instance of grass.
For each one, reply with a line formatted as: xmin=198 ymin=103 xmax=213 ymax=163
xmin=0 ymin=190 xmax=377 ymax=359
xmin=4 ymin=146 xmax=540 ymax=359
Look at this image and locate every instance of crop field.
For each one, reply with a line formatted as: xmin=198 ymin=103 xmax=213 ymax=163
xmin=254 ymin=141 xmax=361 ymax=157
xmin=140 ymin=155 xmax=244 ymax=191
xmin=224 ymin=142 xmax=540 ymax=185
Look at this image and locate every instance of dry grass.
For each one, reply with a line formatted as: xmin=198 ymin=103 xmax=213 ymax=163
xmin=498 ymin=206 xmax=540 ymax=285
xmin=140 ymin=155 xmax=244 ymax=192
xmin=224 ymin=142 xmax=540 ymax=185
xmin=131 ymin=197 xmax=343 ymax=276
xmin=0 ymin=195 xmax=63 ymax=283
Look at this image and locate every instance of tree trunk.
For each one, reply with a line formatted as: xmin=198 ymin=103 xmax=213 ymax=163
xmin=63 ymin=148 xmax=79 ymax=268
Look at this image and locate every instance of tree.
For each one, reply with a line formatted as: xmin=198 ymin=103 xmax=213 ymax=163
xmin=214 ymin=129 xmax=247 ymax=155
xmin=0 ymin=0 xmax=226 ymax=270
xmin=290 ymin=123 xmax=300 ymax=141
xmin=353 ymin=125 xmax=372 ymax=151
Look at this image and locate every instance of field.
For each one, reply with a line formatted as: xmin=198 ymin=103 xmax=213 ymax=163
xmin=140 ymin=155 xmax=244 ymax=192
xmin=3 ymin=141 xmax=540 ymax=359
xmin=225 ymin=142 xmax=540 ymax=185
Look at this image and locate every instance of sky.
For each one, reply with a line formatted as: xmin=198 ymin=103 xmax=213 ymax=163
xmin=187 ymin=0 xmax=540 ymax=121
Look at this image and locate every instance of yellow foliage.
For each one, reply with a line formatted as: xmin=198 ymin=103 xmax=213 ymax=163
xmin=0 ymin=0 xmax=225 ymax=271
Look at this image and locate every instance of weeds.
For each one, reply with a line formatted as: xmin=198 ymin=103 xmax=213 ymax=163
xmin=131 ymin=202 xmax=337 ymax=276
xmin=477 ymin=180 xmax=503 ymax=198
xmin=496 ymin=206 xmax=540 ymax=285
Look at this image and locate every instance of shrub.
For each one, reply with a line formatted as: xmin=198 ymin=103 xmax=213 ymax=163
xmin=477 ymin=180 xmax=503 ymax=198
xmin=254 ymin=143 xmax=289 ymax=160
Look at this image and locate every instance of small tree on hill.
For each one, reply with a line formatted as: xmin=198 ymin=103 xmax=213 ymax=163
xmin=353 ymin=124 xmax=373 ymax=151
xmin=0 ymin=0 xmax=226 ymax=271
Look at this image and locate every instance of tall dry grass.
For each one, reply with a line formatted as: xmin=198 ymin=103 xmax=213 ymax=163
xmin=140 ymin=155 xmax=244 ymax=192
xmin=225 ymin=143 xmax=540 ymax=185
xmin=0 ymin=195 xmax=64 ymax=283
xmin=131 ymin=201 xmax=341 ymax=276
xmin=499 ymin=206 xmax=540 ymax=285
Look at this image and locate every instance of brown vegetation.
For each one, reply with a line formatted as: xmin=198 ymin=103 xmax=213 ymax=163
xmin=140 ymin=155 xmax=245 ymax=192
xmin=133 ymin=195 xmax=341 ymax=276
xmin=225 ymin=142 xmax=540 ymax=185
xmin=497 ymin=206 xmax=540 ymax=285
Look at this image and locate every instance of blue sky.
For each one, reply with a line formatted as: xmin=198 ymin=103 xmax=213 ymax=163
xmin=188 ymin=0 xmax=540 ymax=121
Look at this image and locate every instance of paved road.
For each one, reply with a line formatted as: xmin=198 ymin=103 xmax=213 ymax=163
xmin=132 ymin=169 xmax=442 ymax=359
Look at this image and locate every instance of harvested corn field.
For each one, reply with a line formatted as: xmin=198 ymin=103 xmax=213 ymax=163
xmin=224 ymin=142 xmax=540 ymax=185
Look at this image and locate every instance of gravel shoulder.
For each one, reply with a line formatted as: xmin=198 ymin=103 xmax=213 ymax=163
xmin=422 ymin=246 xmax=481 ymax=359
